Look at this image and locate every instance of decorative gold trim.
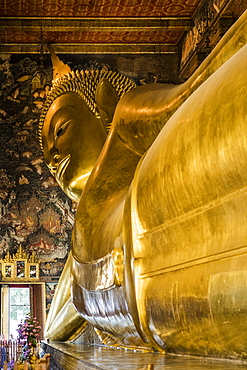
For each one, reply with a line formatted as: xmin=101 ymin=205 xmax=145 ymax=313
xmin=2 ymin=262 xmax=14 ymax=279
xmin=28 ymin=263 xmax=40 ymax=280
xmin=0 ymin=245 xmax=40 ymax=282
xmin=15 ymin=259 xmax=27 ymax=279
xmin=0 ymin=43 xmax=178 ymax=54
xmin=0 ymin=17 xmax=193 ymax=31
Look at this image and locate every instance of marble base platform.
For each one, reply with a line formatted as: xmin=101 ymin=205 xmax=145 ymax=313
xmin=41 ymin=342 xmax=247 ymax=370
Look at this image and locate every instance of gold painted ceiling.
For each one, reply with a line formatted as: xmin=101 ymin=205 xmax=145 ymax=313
xmin=0 ymin=0 xmax=245 ymax=54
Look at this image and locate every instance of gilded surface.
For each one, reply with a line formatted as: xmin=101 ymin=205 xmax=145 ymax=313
xmin=41 ymin=11 xmax=247 ymax=358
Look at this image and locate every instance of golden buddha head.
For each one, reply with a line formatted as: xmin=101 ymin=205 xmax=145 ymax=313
xmin=39 ymin=68 xmax=136 ymax=202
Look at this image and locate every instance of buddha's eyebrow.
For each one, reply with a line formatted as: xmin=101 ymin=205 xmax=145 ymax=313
xmin=52 ymin=105 xmax=79 ymax=122
xmin=52 ymin=105 xmax=79 ymax=130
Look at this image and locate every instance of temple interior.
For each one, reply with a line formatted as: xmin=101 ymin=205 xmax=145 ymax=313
xmin=1 ymin=0 xmax=247 ymax=368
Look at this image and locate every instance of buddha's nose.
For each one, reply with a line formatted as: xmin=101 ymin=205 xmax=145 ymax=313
xmin=46 ymin=151 xmax=61 ymax=176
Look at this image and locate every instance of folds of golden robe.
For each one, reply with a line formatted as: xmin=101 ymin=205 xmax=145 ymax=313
xmin=71 ymin=43 xmax=247 ymax=358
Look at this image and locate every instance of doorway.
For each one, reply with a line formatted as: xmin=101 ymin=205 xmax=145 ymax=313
xmin=9 ymin=286 xmax=30 ymax=338
xmin=1 ymin=284 xmax=45 ymax=340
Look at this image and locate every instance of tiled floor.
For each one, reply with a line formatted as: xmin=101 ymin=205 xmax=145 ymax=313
xmin=43 ymin=342 xmax=247 ymax=370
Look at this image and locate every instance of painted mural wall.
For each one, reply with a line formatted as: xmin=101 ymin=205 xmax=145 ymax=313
xmin=0 ymin=54 xmax=75 ymax=314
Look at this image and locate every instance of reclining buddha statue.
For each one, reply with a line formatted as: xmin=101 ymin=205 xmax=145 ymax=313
xmin=39 ymin=10 xmax=247 ymax=358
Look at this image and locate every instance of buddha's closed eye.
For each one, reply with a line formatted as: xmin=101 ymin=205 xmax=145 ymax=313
xmin=55 ymin=119 xmax=72 ymax=139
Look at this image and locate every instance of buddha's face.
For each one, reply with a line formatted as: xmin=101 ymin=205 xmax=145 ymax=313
xmin=42 ymin=92 xmax=107 ymax=202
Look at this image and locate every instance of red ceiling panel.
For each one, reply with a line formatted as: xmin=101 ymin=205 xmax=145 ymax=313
xmin=0 ymin=0 xmax=201 ymax=17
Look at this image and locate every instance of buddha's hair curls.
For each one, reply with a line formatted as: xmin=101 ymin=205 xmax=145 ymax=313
xmin=38 ymin=69 xmax=136 ymax=149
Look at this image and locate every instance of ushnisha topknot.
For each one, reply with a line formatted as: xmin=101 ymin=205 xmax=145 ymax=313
xmin=38 ymin=68 xmax=137 ymax=149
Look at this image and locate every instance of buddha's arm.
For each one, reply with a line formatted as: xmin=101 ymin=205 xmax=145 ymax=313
xmin=70 ymin=131 xmax=150 ymax=348
xmin=72 ymin=130 xmax=142 ymax=262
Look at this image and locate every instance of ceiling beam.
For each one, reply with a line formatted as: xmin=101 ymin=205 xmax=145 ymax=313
xmin=0 ymin=17 xmax=193 ymax=32
xmin=0 ymin=43 xmax=178 ymax=54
